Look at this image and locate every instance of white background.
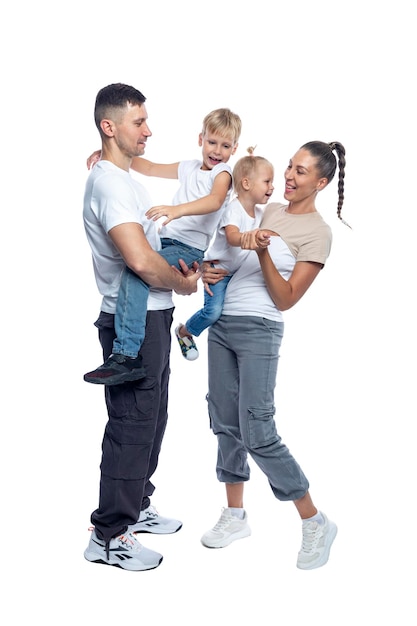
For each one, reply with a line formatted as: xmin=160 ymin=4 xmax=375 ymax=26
xmin=2 ymin=1 xmax=415 ymax=624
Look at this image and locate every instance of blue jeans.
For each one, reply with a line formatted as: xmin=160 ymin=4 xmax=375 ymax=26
xmin=114 ymin=239 xmax=204 ymax=357
xmin=207 ymin=315 xmax=309 ymax=501
xmin=185 ymin=274 xmax=232 ymax=337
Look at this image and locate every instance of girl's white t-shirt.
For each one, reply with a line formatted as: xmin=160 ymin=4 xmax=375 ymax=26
xmin=222 ymin=203 xmax=332 ymax=322
xmin=205 ymin=197 xmax=264 ymax=273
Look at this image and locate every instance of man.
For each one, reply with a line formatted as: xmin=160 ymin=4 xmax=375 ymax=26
xmin=83 ymin=83 xmax=200 ymax=571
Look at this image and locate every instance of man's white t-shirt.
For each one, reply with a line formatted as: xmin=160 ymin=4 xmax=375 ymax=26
xmin=83 ymin=160 xmax=173 ymax=314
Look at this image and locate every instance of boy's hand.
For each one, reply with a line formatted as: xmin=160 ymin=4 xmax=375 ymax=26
xmin=146 ymin=205 xmax=180 ymax=226
xmin=87 ymin=150 xmax=101 ymax=169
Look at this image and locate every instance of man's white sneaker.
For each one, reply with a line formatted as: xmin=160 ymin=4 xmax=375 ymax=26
xmin=130 ymin=505 xmax=183 ymax=534
xmin=84 ymin=529 xmax=163 ymax=571
xmin=296 ymin=512 xmax=337 ymax=570
xmin=201 ymin=507 xmax=251 ymax=548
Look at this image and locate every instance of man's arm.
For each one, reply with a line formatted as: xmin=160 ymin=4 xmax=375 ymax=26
xmin=109 ymin=222 xmax=200 ymax=295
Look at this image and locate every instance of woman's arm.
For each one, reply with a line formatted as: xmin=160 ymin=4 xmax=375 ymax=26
xmin=256 ymin=247 xmax=322 ymax=311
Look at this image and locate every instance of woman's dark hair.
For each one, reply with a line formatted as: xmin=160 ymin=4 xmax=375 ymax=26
xmin=301 ymin=141 xmax=350 ymax=228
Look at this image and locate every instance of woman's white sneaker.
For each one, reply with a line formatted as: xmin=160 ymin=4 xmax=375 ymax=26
xmin=296 ymin=512 xmax=337 ymax=570
xmin=201 ymin=507 xmax=251 ymax=548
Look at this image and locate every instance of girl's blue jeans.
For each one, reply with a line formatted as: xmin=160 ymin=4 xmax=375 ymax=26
xmin=185 ymin=274 xmax=232 ymax=337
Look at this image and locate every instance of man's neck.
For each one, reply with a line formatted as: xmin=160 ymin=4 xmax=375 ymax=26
xmin=101 ymin=145 xmax=131 ymax=172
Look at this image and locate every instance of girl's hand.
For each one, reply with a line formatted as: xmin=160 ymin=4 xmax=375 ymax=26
xmin=240 ymin=228 xmax=271 ymax=249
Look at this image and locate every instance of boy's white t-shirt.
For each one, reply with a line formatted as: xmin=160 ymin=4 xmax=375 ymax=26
xmin=204 ymin=197 xmax=264 ymax=274
xmin=160 ymin=159 xmax=233 ymax=251
xmin=83 ymin=160 xmax=174 ymax=314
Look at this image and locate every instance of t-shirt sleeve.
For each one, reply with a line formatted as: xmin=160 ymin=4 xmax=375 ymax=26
xmin=296 ymin=225 xmax=332 ymax=265
xmin=94 ymin=174 xmax=142 ymax=233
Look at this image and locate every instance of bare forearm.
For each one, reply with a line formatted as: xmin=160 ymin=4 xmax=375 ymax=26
xmin=257 ymin=249 xmax=321 ymax=311
xmin=175 ymin=194 xmax=224 ymax=217
xmin=128 ymin=252 xmax=192 ymax=293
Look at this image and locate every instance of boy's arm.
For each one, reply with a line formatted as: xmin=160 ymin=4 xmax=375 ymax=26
xmin=129 ymin=157 xmax=180 ymax=179
xmin=146 ymin=170 xmax=232 ymax=225
xmin=85 ymin=152 xmax=180 ymax=178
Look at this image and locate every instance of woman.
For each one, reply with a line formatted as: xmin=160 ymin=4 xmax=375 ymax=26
xmin=201 ymin=141 xmax=348 ymax=570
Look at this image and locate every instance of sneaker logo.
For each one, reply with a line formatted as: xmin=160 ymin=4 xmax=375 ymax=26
xmin=140 ymin=517 xmax=159 ymax=525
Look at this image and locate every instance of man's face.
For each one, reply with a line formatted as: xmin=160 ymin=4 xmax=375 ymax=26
xmin=114 ymin=103 xmax=152 ymax=159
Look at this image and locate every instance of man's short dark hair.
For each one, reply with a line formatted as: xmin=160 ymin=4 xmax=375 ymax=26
xmin=94 ymin=83 xmax=146 ymax=130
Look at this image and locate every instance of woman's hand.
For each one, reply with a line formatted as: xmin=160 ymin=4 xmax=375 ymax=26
xmin=240 ymin=228 xmax=271 ymax=250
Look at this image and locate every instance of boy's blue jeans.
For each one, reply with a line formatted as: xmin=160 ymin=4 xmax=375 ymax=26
xmin=114 ymin=239 xmax=204 ymax=357
xmin=185 ymin=274 xmax=232 ymax=337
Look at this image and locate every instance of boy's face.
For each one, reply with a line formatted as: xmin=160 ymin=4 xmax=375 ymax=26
xmin=199 ymin=131 xmax=238 ymax=170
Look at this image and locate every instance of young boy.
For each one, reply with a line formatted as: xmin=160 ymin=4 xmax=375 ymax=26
xmin=176 ymin=150 xmax=275 ymax=356
xmin=84 ymin=108 xmax=241 ymax=385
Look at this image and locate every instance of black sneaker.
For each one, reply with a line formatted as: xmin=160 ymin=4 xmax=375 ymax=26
xmin=83 ymin=353 xmax=146 ymax=385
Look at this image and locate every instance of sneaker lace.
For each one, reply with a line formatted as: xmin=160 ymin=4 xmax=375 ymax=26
xmin=301 ymin=521 xmax=321 ymax=554
xmin=145 ymin=505 xmax=159 ymax=519
xmin=118 ymin=533 xmax=137 ymax=549
xmin=212 ymin=509 xmax=231 ymax=532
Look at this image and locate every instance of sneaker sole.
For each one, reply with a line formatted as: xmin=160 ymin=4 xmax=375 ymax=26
xmin=83 ymin=368 xmax=146 ymax=385
xmin=201 ymin=526 xmax=251 ymax=549
xmin=84 ymin=551 xmax=163 ymax=571
xmin=131 ymin=523 xmax=183 ymax=535
xmin=296 ymin=523 xmax=338 ymax=570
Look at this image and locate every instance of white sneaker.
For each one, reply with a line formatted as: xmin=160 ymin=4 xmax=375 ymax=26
xmin=84 ymin=529 xmax=163 ymax=571
xmin=130 ymin=505 xmax=183 ymax=534
xmin=296 ymin=512 xmax=337 ymax=570
xmin=201 ymin=507 xmax=251 ymax=548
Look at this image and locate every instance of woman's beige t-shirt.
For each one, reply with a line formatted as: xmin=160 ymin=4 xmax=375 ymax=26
xmin=261 ymin=202 xmax=332 ymax=266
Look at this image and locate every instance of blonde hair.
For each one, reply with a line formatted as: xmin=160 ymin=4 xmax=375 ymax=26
xmin=232 ymin=146 xmax=273 ymax=195
xmin=202 ymin=108 xmax=242 ymax=145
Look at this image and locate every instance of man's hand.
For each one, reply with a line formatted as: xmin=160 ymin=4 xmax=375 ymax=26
xmin=172 ymin=259 xmax=201 ymax=296
xmin=201 ymin=261 xmax=228 ymax=296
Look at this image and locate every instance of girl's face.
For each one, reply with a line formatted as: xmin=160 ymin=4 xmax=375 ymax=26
xmin=283 ymin=148 xmax=327 ymax=202
xmin=247 ymin=163 xmax=275 ymax=204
